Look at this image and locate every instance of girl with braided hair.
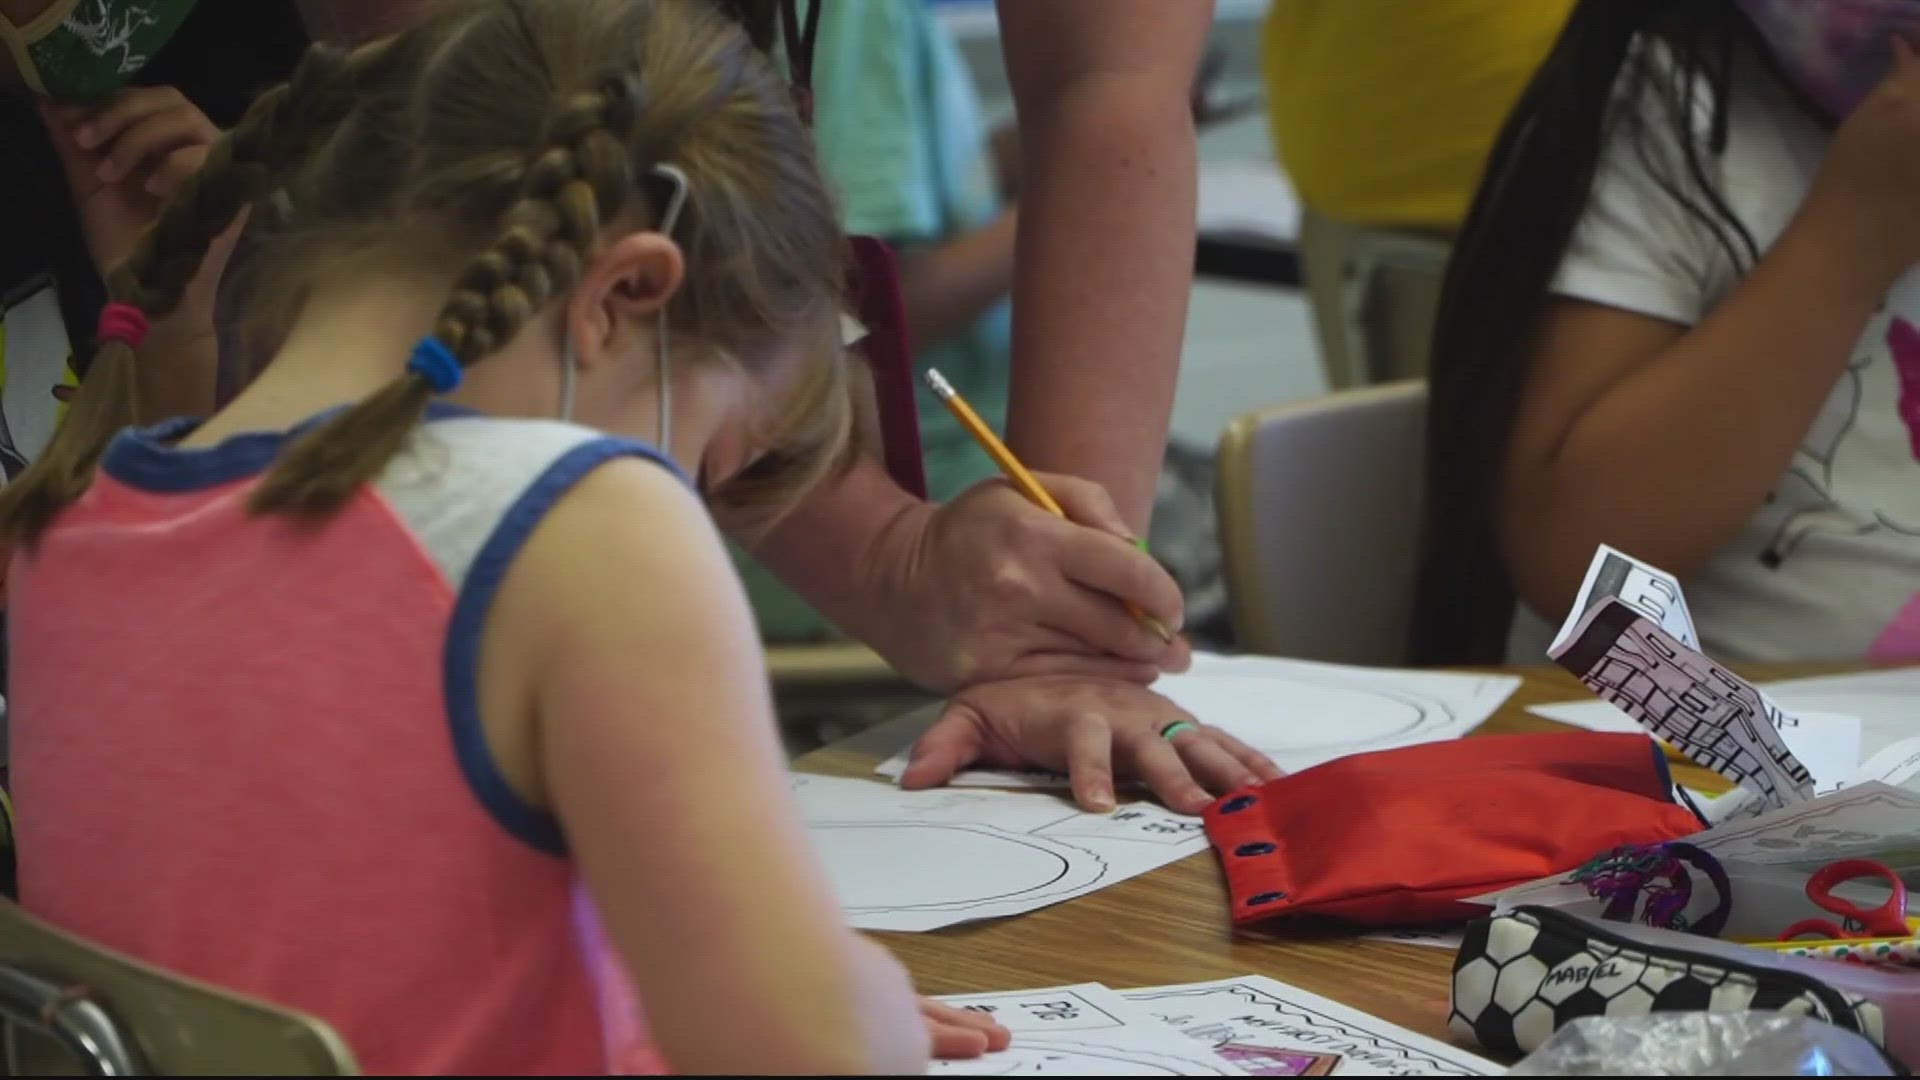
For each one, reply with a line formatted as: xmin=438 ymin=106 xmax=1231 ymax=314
xmin=3 ymin=0 xmax=1011 ymax=1072
xmin=275 ymin=0 xmax=1280 ymax=817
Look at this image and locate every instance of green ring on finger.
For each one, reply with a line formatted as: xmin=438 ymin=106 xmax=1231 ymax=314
xmin=1159 ymin=720 xmax=1199 ymax=742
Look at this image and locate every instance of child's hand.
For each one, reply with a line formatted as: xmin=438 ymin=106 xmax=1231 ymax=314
xmin=920 ymin=998 xmax=1012 ymax=1059
xmin=39 ymin=86 xmax=222 ymax=273
xmin=1806 ymin=35 xmax=1920 ymax=294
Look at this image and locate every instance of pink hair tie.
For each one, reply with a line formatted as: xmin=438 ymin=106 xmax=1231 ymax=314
xmin=95 ymin=303 xmax=150 ymax=350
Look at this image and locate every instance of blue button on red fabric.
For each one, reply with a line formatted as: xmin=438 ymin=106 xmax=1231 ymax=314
xmin=1220 ymin=794 xmax=1258 ymax=815
xmin=1247 ymin=891 xmax=1287 ymax=906
xmin=1235 ymin=842 xmax=1276 ymax=857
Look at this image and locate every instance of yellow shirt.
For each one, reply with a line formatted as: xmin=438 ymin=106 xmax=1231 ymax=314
xmin=1263 ymin=0 xmax=1576 ymax=229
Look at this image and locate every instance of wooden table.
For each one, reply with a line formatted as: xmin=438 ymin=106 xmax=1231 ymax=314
xmin=794 ymin=664 xmax=1829 ymax=1052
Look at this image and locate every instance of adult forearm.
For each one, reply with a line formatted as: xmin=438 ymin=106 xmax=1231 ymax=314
xmin=1509 ymin=218 xmax=1891 ymax=611
xmin=894 ymin=209 xmax=1018 ymax=351
xmin=742 ymin=453 xmax=923 ymax=644
xmin=1003 ymin=88 xmax=1194 ymax=532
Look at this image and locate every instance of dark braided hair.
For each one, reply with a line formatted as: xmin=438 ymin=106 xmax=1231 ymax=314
xmin=1409 ymin=0 xmax=1766 ymax=662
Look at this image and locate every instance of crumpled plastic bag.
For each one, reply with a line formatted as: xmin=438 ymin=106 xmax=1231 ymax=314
xmin=1507 ymin=1013 xmax=1900 ymax=1076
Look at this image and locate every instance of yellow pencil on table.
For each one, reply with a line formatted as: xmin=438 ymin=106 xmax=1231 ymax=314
xmin=923 ymin=367 xmax=1175 ymax=644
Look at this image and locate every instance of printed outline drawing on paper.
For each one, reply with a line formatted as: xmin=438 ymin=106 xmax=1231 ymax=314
xmin=907 ymin=676 xmax=1476 ymax=788
xmin=1215 ymin=1042 xmax=1341 ymax=1077
xmin=1135 ymin=983 xmax=1489 ymax=1076
xmin=804 ymin=821 xmax=1107 ymax=916
xmin=1155 ymin=672 xmax=1460 ymax=755
xmin=1697 ymin=787 xmax=1916 ymax=864
xmin=928 ymin=1040 xmax=1242 ymax=1076
xmin=1560 ymin=606 xmax=1811 ymax=806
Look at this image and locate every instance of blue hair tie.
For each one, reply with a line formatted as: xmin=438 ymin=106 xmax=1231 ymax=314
xmin=407 ymin=336 xmax=463 ymax=393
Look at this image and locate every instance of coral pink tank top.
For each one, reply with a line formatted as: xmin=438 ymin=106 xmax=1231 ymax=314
xmin=9 ymin=407 xmax=673 ymax=1074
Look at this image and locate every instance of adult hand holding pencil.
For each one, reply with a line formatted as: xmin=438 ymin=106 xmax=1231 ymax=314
xmin=925 ymin=368 xmax=1179 ymax=646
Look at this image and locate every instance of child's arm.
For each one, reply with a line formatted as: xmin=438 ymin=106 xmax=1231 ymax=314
xmin=1501 ymin=42 xmax=1920 ymax=620
xmin=895 ymin=209 xmax=1018 ymax=350
xmin=503 ymin=459 xmax=929 ymax=1076
xmin=1505 ymin=248 xmax=1883 ymax=616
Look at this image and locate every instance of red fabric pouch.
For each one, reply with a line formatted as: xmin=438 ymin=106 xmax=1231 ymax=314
xmin=1202 ymin=732 xmax=1707 ymax=927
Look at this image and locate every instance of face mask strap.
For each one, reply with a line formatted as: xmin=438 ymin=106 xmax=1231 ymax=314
xmin=559 ymin=162 xmax=692 ymax=460
xmin=647 ymin=163 xmax=691 ymax=454
xmin=0 ymin=0 xmax=82 ymax=95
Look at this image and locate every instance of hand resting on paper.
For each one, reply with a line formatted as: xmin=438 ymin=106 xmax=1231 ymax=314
xmin=900 ymin=677 xmax=1285 ymax=814
xmin=921 ymin=998 xmax=1012 ymax=1059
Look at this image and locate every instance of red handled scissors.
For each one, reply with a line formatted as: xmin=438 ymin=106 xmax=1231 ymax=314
xmin=1778 ymin=859 xmax=1911 ymax=942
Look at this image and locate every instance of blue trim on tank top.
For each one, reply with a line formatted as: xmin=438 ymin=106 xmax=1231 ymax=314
xmin=98 ymin=403 xmax=483 ymax=492
xmin=441 ymin=436 xmax=688 ymax=856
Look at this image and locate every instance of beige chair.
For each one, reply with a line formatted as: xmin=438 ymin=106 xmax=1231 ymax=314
xmin=0 ymin=899 xmax=357 ymax=1075
xmin=1216 ymin=381 xmax=1427 ymax=664
xmin=1299 ymin=211 xmax=1453 ymax=389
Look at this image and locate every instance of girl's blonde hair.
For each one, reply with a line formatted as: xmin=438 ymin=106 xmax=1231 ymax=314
xmin=0 ymin=0 xmax=851 ymax=544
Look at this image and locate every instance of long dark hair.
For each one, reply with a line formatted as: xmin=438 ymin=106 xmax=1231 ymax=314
xmin=1410 ymin=0 xmax=1770 ymax=663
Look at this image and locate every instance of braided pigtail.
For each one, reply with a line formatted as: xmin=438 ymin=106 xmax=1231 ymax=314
xmin=0 ymin=44 xmax=379 ymax=547
xmin=251 ymin=79 xmax=644 ymax=515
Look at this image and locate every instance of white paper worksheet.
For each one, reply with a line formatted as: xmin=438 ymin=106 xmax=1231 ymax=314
xmin=868 ymin=653 xmax=1519 ymax=790
xmin=1533 ymin=666 xmax=1920 ymax=765
xmin=790 ymin=775 xmax=1209 ymax=932
xmin=930 ymin=983 xmax=1246 ymax=1076
xmin=1478 ymin=781 xmax=1920 ymax=909
xmin=1120 ymin=976 xmax=1498 ymax=1077
xmin=1552 ymin=544 xmax=1699 ymax=652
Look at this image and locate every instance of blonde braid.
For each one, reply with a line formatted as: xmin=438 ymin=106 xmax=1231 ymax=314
xmin=251 ymin=77 xmax=647 ymax=515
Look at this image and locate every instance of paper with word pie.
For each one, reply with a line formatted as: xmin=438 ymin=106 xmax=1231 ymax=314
xmin=869 ymin=653 xmax=1519 ymax=790
xmin=931 ymin=983 xmax=1245 ymax=1075
xmin=1553 ymin=544 xmax=1699 ymax=653
xmin=789 ymin=775 xmax=1207 ymax=932
xmin=1476 ymin=781 xmax=1920 ymax=910
xmin=1120 ymin=976 xmax=1497 ymax=1076
xmin=1533 ymin=667 xmax=1920 ymax=765
xmin=1552 ymin=598 xmax=1815 ymax=812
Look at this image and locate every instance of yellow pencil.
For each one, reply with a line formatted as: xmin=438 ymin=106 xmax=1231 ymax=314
xmin=924 ymin=368 xmax=1175 ymax=644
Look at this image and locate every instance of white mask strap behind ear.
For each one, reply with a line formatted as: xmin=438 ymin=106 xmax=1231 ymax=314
xmin=649 ymin=163 xmax=691 ymax=455
xmin=558 ymin=163 xmax=692 ymax=447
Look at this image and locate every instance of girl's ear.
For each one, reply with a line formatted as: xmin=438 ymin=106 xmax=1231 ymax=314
xmin=567 ymin=231 xmax=685 ymax=369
